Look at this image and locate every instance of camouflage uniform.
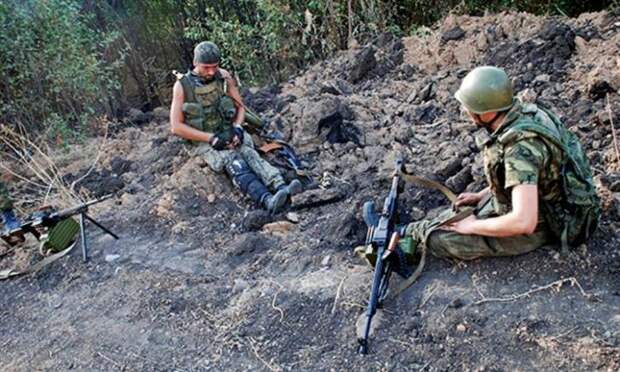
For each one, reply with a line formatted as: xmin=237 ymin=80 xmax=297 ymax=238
xmin=0 ymin=181 xmax=13 ymax=210
xmin=406 ymin=100 xmax=564 ymax=260
xmin=192 ymin=131 xmax=286 ymax=190
xmin=178 ymin=70 xmax=287 ymax=191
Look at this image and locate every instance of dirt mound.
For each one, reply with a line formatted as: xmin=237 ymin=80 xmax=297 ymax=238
xmin=2 ymin=10 xmax=619 ymax=372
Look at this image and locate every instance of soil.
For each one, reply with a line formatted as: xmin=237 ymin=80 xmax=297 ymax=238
xmin=2 ymin=10 xmax=620 ymax=372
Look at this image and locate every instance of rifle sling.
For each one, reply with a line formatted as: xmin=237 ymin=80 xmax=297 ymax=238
xmin=400 ymin=173 xmax=457 ymax=203
xmin=0 ymin=241 xmax=76 ymax=280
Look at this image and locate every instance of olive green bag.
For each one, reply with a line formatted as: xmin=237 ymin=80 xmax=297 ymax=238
xmin=503 ymin=105 xmax=600 ymax=249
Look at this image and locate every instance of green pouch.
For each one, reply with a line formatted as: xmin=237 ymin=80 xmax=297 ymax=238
xmin=42 ymin=218 xmax=80 ymax=253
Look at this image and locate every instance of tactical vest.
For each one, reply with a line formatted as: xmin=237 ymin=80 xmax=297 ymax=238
xmin=177 ymin=70 xmax=237 ymax=138
xmin=483 ymin=101 xmax=600 ymax=249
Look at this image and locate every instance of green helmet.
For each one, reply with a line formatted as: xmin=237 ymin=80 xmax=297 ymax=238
xmin=454 ymin=66 xmax=514 ymax=114
xmin=194 ymin=41 xmax=221 ymax=64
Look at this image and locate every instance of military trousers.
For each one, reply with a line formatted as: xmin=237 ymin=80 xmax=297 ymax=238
xmin=0 ymin=181 xmax=13 ymax=210
xmin=193 ymin=132 xmax=285 ymax=190
xmin=406 ymin=198 xmax=553 ymax=260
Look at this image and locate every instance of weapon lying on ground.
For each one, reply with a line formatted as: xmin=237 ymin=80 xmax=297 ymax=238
xmin=358 ymin=158 xmax=412 ymax=354
xmin=1 ymin=194 xmax=119 ymax=262
xmin=258 ymin=132 xmax=316 ymax=188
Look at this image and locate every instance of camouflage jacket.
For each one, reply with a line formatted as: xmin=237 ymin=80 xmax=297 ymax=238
xmin=482 ymin=100 xmax=563 ymax=224
xmin=481 ymin=99 xmax=599 ymax=246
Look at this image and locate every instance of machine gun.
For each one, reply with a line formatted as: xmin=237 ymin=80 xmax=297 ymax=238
xmin=1 ymin=194 xmax=119 ymax=262
xmin=357 ymin=159 xmax=412 ymax=354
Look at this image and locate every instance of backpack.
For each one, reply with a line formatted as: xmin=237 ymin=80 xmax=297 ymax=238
xmin=504 ymin=104 xmax=600 ymax=250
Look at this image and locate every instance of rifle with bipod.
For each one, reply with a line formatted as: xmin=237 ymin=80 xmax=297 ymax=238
xmin=1 ymin=194 xmax=118 ymax=262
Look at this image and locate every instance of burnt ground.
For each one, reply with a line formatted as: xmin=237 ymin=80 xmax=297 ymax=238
xmin=2 ymin=10 xmax=620 ymax=372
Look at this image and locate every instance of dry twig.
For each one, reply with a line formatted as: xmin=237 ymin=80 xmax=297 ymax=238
xmin=248 ymin=337 xmax=282 ymax=372
xmin=473 ymin=277 xmax=591 ymax=306
xmin=417 ymin=283 xmax=438 ymax=310
xmin=271 ymin=288 xmax=285 ymax=322
xmin=331 ymin=274 xmax=347 ymax=314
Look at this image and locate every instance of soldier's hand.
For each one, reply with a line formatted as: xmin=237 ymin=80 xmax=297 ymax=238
xmin=454 ymin=192 xmax=481 ymax=208
xmin=210 ymin=133 xmax=227 ymax=150
xmin=227 ymin=127 xmax=244 ymax=149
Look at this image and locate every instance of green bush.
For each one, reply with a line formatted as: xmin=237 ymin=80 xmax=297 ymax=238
xmin=0 ymin=0 xmax=120 ymax=142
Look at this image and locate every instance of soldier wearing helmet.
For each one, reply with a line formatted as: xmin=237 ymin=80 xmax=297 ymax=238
xmin=170 ymin=41 xmax=302 ymax=213
xmin=398 ymin=66 xmax=598 ymax=260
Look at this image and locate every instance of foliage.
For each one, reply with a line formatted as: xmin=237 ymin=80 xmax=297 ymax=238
xmin=0 ymin=0 xmax=615 ymax=142
xmin=0 ymin=0 xmax=121 ymax=143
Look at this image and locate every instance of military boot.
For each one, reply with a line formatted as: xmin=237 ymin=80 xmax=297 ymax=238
xmin=1 ymin=208 xmax=21 ymax=235
xmin=261 ymin=189 xmax=288 ymax=213
xmin=278 ymin=179 xmax=303 ymax=196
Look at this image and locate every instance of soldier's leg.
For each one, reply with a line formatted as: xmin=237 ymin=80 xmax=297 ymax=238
xmin=406 ymin=204 xmax=553 ymax=260
xmin=224 ymin=156 xmax=288 ymax=213
xmin=193 ymin=144 xmax=287 ymax=212
xmin=194 ymin=144 xmax=235 ymax=173
xmin=425 ymin=228 xmax=551 ymax=260
xmin=237 ymin=132 xmax=286 ymax=190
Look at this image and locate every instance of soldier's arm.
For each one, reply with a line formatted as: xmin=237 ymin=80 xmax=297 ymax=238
xmin=169 ymin=80 xmax=213 ymax=142
xmin=221 ymin=69 xmax=246 ymax=126
xmin=446 ymin=185 xmax=539 ymax=236
xmin=445 ymin=138 xmax=546 ymax=236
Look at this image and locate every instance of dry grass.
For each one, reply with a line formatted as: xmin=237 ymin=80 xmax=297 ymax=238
xmin=0 ymin=122 xmax=108 ymax=212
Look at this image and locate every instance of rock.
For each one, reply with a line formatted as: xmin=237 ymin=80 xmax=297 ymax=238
xmin=286 ymin=212 xmax=300 ymax=223
xmin=292 ymin=95 xmax=355 ymax=146
xmin=229 ymin=233 xmax=272 ymax=256
xmin=476 ymin=31 xmax=488 ymax=50
xmin=441 ymin=26 xmax=465 ymax=42
xmin=534 ymin=74 xmax=550 ymax=83
xmin=517 ymin=88 xmax=538 ymax=103
xmin=574 ymin=35 xmax=588 ymax=53
xmin=292 ymin=187 xmax=347 ymax=210
xmin=127 ymin=108 xmax=151 ymax=125
xmin=325 ymin=211 xmax=362 ymax=244
xmin=453 ymin=43 xmax=476 ymax=66
xmin=232 ymin=279 xmax=249 ymax=294
xmin=152 ymin=106 xmax=170 ymax=119
xmin=588 ymin=80 xmax=615 ymax=101
xmin=348 ymin=46 xmax=377 ymax=83
xmin=410 ymin=207 xmax=426 ymax=220
xmin=437 ymin=156 xmax=464 ymax=180
xmin=262 ymin=221 xmax=295 ymax=236
xmin=448 ymin=298 xmax=465 ymax=309
xmin=321 ymin=255 xmax=331 ymax=266
xmin=105 ymin=254 xmax=120 ymax=262
xmin=242 ymin=210 xmax=274 ymax=231
xmin=207 ymin=194 xmax=216 ymax=203
xmin=456 ymin=324 xmax=467 ymax=332
xmin=446 ymin=165 xmax=473 ymax=194
xmin=320 ymin=79 xmax=353 ymax=96
xmin=592 ymin=140 xmax=601 ymax=150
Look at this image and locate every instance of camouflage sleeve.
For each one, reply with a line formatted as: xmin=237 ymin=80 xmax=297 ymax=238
xmin=503 ymin=138 xmax=549 ymax=188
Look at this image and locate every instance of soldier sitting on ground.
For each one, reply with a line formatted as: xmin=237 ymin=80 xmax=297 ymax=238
xmin=395 ymin=66 xmax=600 ymax=261
xmin=169 ymin=41 xmax=302 ymax=213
